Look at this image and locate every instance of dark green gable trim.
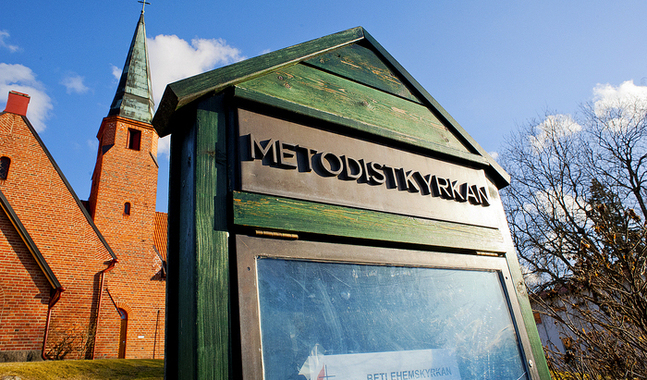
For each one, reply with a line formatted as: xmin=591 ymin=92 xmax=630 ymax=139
xmin=154 ymin=27 xmax=364 ymax=136
xmin=233 ymin=86 xmax=490 ymax=167
xmin=303 ymin=43 xmax=421 ymax=104
xmin=234 ymin=63 xmax=469 ymax=153
xmin=153 ymin=27 xmax=508 ymax=188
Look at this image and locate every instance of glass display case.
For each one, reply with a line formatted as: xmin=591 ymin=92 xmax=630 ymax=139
xmin=238 ymin=236 xmax=531 ymax=380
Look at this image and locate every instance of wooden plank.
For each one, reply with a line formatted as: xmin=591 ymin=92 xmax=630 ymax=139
xmin=194 ymin=94 xmax=231 ymax=379
xmin=153 ymin=27 xmax=365 ymax=136
xmin=233 ymin=191 xmax=506 ymax=253
xmin=235 ymin=64 xmax=471 ymax=155
xmin=304 ymin=43 xmax=421 ymax=103
xmin=234 ymin=88 xmax=490 ymax=167
xmin=166 ymin=115 xmax=197 ymax=379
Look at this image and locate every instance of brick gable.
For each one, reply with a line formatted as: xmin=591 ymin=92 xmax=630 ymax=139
xmin=0 ymin=112 xmax=115 ymax=360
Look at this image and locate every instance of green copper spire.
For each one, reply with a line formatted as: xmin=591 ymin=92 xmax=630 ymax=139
xmin=108 ymin=11 xmax=154 ymax=123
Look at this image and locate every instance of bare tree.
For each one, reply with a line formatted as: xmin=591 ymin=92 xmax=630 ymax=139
xmin=502 ymin=97 xmax=647 ymax=379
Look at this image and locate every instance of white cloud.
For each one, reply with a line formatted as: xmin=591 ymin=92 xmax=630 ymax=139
xmin=158 ymin=135 xmax=170 ymax=159
xmin=87 ymin=139 xmax=98 ymax=151
xmin=593 ymin=80 xmax=647 ymax=115
xmin=61 ymin=73 xmax=89 ymax=94
xmin=146 ymin=34 xmax=244 ymax=156
xmin=525 ymin=190 xmax=588 ymax=226
xmin=0 ymin=63 xmax=52 ymax=132
xmin=0 ymin=31 xmax=19 ymax=53
xmin=529 ymin=114 xmax=582 ymax=150
xmin=488 ymin=151 xmax=499 ymax=161
xmin=110 ymin=64 xmax=122 ymax=80
xmin=591 ymin=80 xmax=647 ymax=132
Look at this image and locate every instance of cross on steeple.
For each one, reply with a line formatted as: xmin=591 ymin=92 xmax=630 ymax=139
xmin=138 ymin=0 xmax=150 ymax=14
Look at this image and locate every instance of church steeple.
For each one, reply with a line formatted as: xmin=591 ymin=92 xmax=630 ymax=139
xmin=108 ymin=10 xmax=154 ymax=124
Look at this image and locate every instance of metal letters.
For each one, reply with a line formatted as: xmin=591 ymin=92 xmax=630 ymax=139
xmin=248 ymin=134 xmax=490 ymax=207
xmin=238 ymin=109 xmax=499 ymax=228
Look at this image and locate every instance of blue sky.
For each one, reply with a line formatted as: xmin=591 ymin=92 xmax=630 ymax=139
xmin=2 ymin=0 xmax=647 ymax=212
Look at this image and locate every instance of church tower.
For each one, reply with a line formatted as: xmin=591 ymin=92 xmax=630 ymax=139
xmin=88 ymin=9 xmax=158 ymax=225
xmin=88 ymin=7 xmax=165 ymax=359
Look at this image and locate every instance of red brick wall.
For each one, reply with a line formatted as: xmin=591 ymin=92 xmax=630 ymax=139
xmin=0 ymin=207 xmax=49 ymax=354
xmin=88 ymin=115 xmax=165 ymax=359
xmin=0 ymin=112 xmax=114 ymax=360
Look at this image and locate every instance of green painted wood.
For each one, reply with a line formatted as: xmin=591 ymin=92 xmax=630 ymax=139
xmin=154 ymin=27 xmax=365 ymax=136
xmin=233 ymin=191 xmax=506 ymax=253
xmin=194 ymin=94 xmax=231 ymax=379
xmin=233 ymin=88 xmax=491 ymax=167
xmin=164 ymin=95 xmax=233 ymax=380
xmin=166 ymin=117 xmax=197 ymax=379
xmin=304 ymin=43 xmax=421 ymax=103
xmin=236 ymin=64 xmax=471 ymax=155
xmin=153 ymin=26 xmax=510 ymax=188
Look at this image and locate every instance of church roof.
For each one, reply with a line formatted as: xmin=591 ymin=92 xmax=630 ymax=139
xmin=152 ymin=27 xmax=510 ymax=188
xmin=0 ymin=111 xmax=117 ymax=262
xmin=153 ymin=211 xmax=167 ymax=262
xmin=108 ymin=12 xmax=155 ymax=124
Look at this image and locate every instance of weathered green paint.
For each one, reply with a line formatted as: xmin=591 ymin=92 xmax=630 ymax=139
xmin=165 ymin=113 xmax=197 ymax=378
xmin=154 ymin=27 xmax=365 ymax=136
xmin=195 ymin=95 xmax=231 ymax=379
xmin=165 ymin=95 xmax=232 ymax=380
xmin=304 ymin=43 xmax=421 ymax=103
xmin=233 ymin=87 xmax=491 ymax=167
xmin=233 ymin=191 xmax=506 ymax=253
xmin=154 ymin=26 xmax=508 ymax=187
xmin=236 ymin=63 xmax=469 ymax=154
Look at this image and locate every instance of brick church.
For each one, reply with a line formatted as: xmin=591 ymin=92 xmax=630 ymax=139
xmin=0 ymin=10 xmax=166 ymax=361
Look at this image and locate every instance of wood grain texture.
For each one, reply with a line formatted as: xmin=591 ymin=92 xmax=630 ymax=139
xmin=236 ymin=63 xmax=470 ymax=154
xmin=232 ymin=191 xmax=506 ymax=253
xmin=233 ymin=88 xmax=491 ymax=168
xmin=166 ymin=116 xmax=197 ymax=379
xmin=304 ymin=43 xmax=420 ymax=103
xmin=153 ymin=27 xmax=365 ymax=136
xmin=194 ymin=94 xmax=231 ymax=379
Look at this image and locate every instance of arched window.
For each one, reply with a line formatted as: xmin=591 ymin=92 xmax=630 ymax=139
xmin=118 ymin=308 xmax=128 ymax=358
xmin=124 ymin=202 xmax=131 ymax=216
xmin=0 ymin=157 xmax=11 ymax=180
